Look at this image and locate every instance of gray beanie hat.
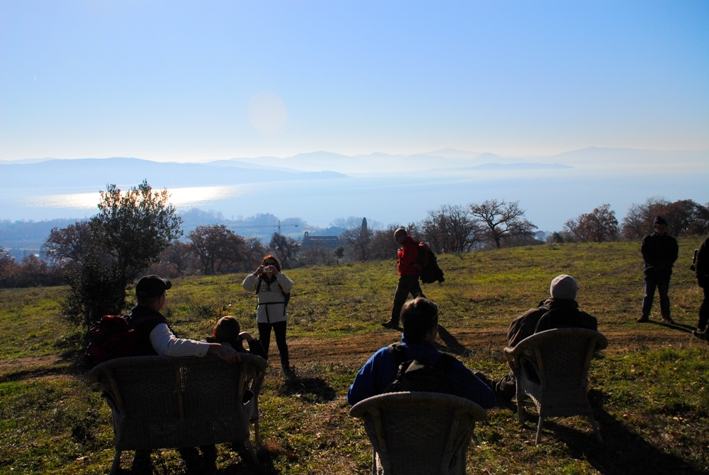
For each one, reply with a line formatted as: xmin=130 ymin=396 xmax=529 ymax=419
xmin=549 ymin=274 xmax=578 ymax=300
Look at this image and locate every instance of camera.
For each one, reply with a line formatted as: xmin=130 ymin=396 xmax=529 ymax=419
xmin=263 ymin=265 xmax=272 ymax=273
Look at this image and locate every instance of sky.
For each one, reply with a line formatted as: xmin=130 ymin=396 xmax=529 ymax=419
xmin=1 ymin=0 xmax=708 ymax=163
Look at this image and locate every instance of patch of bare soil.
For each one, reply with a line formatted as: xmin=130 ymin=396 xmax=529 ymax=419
xmin=0 ymin=354 xmax=73 ymax=382
xmin=2 ymin=324 xmax=703 ymax=381
xmin=287 ymin=326 xmax=703 ymax=367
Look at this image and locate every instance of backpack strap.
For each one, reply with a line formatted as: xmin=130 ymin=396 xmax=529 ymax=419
xmin=388 ymin=343 xmax=409 ymax=366
xmin=434 ymin=352 xmax=456 ymax=372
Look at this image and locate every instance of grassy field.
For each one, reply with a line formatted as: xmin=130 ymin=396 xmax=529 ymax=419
xmin=1 ymin=238 xmax=708 ymax=474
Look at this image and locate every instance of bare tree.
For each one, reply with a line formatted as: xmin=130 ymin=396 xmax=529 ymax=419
xmin=340 ymin=225 xmax=373 ymax=261
xmin=188 ymin=224 xmax=246 ymax=275
xmin=44 ymin=221 xmax=92 ymax=265
xmin=564 ymin=204 xmax=619 ymax=242
xmin=158 ymin=241 xmax=196 ymax=276
xmin=469 ymin=199 xmax=537 ymax=249
xmin=621 ymin=197 xmax=670 ymax=240
xmin=269 ymin=232 xmax=300 ymax=269
xmin=368 ymin=227 xmax=400 ymax=261
xmin=420 ymin=204 xmax=481 ymax=253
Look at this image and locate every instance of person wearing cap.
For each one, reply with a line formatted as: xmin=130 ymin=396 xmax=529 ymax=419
xmin=129 ymin=275 xmax=240 ymax=362
xmin=129 ymin=275 xmax=241 ymax=474
xmin=490 ymin=274 xmax=598 ymax=406
xmin=638 ymin=216 xmax=679 ymax=324
xmin=347 ymin=297 xmax=495 ymax=408
xmin=381 ymin=227 xmax=425 ymax=330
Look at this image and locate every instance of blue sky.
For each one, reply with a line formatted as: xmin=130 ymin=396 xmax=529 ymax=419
xmin=1 ymin=0 xmax=708 ymax=162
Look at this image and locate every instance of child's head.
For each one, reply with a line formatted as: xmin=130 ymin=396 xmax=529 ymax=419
xmin=213 ymin=316 xmax=241 ymax=346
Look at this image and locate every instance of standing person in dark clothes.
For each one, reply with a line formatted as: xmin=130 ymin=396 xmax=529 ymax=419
xmin=637 ymin=216 xmax=679 ymax=324
xmin=382 ymin=227 xmax=425 ymax=330
xmin=693 ymin=236 xmax=709 ymax=339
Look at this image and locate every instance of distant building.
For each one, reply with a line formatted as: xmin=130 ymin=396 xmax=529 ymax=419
xmin=301 ymin=232 xmax=340 ymax=250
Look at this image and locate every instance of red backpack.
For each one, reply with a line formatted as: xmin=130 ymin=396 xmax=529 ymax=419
xmin=83 ymin=315 xmax=140 ymax=368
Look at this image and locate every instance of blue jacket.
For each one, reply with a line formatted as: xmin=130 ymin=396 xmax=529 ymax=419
xmin=347 ymin=337 xmax=495 ymax=408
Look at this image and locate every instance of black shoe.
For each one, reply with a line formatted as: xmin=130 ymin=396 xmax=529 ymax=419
xmin=693 ymin=329 xmax=708 ymax=341
xmin=381 ymin=321 xmax=400 ymax=330
xmin=131 ymin=450 xmax=153 ymax=474
xmin=637 ymin=314 xmax=649 ymax=323
xmin=662 ymin=317 xmax=675 ymax=324
xmin=283 ymin=365 xmax=296 ymax=380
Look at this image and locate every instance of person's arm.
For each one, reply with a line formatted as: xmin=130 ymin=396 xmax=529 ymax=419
xmin=150 ymin=323 xmax=239 ymax=362
xmin=275 ymin=272 xmax=294 ymax=293
xmin=241 ymin=331 xmax=267 ymax=359
xmin=347 ymin=348 xmax=394 ymax=405
xmin=449 ymin=360 xmax=496 ymax=409
xmin=242 ymin=273 xmax=259 ymax=292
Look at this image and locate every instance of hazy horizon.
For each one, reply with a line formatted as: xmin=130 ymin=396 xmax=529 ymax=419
xmin=2 ymin=2 xmax=708 ymax=234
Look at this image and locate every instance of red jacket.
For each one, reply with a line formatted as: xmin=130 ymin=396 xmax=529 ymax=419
xmin=397 ymin=236 xmax=420 ymax=276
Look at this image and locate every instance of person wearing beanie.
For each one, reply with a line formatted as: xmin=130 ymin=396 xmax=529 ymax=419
xmin=485 ymin=274 xmax=597 ymax=406
xmin=638 ymin=216 xmax=678 ymax=324
xmin=381 ymin=227 xmax=426 ymax=329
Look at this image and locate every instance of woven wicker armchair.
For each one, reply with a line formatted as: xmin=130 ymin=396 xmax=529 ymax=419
xmin=349 ymin=391 xmax=488 ymax=475
xmin=504 ymin=328 xmax=608 ymax=444
xmin=88 ymin=353 xmax=268 ymax=474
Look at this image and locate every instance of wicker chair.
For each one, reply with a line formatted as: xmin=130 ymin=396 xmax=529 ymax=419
xmin=88 ymin=353 xmax=268 ymax=474
xmin=504 ymin=328 xmax=608 ymax=444
xmin=349 ymin=392 xmax=488 ymax=475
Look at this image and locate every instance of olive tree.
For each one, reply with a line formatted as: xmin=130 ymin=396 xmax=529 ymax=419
xmin=45 ymin=181 xmax=182 ymax=330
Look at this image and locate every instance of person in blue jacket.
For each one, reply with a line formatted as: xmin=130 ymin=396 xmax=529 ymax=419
xmin=347 ymin=297 xmax=495 ymax=408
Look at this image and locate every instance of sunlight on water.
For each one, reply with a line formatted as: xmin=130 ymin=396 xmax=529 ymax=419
xmin=21 ymin=185 xmax=247 ymax=211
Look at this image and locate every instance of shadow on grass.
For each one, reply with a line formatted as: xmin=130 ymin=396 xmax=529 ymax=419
xmin=435 ymin=324 xmax=472 ymax=356
xmin=542 ymin=389 xmax=706 ymax=475
xmin=647 ymin=319 xmax=696 ymax=334
xmin=278 ymin=375 xmax=336 ymax=402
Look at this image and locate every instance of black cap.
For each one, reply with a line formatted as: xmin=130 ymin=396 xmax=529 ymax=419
xmin=654 ymin=216 xmax=667 ymax=226
xmin=136 ymin=275 xmax=172 ymax=299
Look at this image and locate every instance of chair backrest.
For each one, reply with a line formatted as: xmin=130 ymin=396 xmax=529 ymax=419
xmin=506 ymin=328 xmax=607 ymax=385
xmin=349 ymin=391 xmax=487 ymax=475
xmin=88 ymin=354 xmax=268 ymax=450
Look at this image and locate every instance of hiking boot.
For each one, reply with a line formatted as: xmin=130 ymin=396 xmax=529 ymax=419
xmin=693 ymin=329 xmax=708 ymax=341
xmin=662 ymin=317 xmax=675 ymax=324
xmin=636 ymin=314 xmax=649 ymax=323
xmin=381 ymin=320 xmax=401 ymax=330
xmin=131 ymin=450 xmax=153 ymax=475
xmin=283 ymin=365 xmax=296 ymax=380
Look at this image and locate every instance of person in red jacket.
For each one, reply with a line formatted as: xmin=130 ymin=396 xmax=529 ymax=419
xmin=382 ymin=227 xmax=426 ymax=329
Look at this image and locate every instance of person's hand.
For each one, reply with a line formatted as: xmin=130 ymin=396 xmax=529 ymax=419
xmin=208 ymin=344 xmax=241 ymax=363
xmin=255 ymin=265 xmax=265 ymax=276
xmin=239 ymin=331 xmax=254 ymax=342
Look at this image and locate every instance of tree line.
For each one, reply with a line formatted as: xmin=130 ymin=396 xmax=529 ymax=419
xmin=1 ymin=179 xmax=707 ymax=335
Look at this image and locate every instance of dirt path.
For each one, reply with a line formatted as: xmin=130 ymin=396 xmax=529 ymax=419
xmin=1 ymin=327 xmax=702 ymax=381
xmin=288 ymin=326 xmax=701 ymax=367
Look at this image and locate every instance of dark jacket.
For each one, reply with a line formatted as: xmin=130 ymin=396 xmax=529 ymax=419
xmin=128 ymin=305 xmax=168 ymax=356
xmin=346 ymin=337 xmax=495 ymax=408
xmin=507 ymin=298 xmax=598 ymax=347
xmin=397 ymin=236 xmax=420 ymax=276
xmin=641 ymin=232 xmax=678 ymax=276
xmin=697 ymin=237 xmax=709 ymax=287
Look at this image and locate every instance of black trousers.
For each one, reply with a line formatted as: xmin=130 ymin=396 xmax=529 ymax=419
xmin=390 ymin=275 xmax=425 ymax=324
xmin=258 ymin=321 xmax=289 ymax=368
xmin=642 ymin=271 xmax=672 ymax=319
xmin=698 ymin=283 xmax=709 ymax=331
